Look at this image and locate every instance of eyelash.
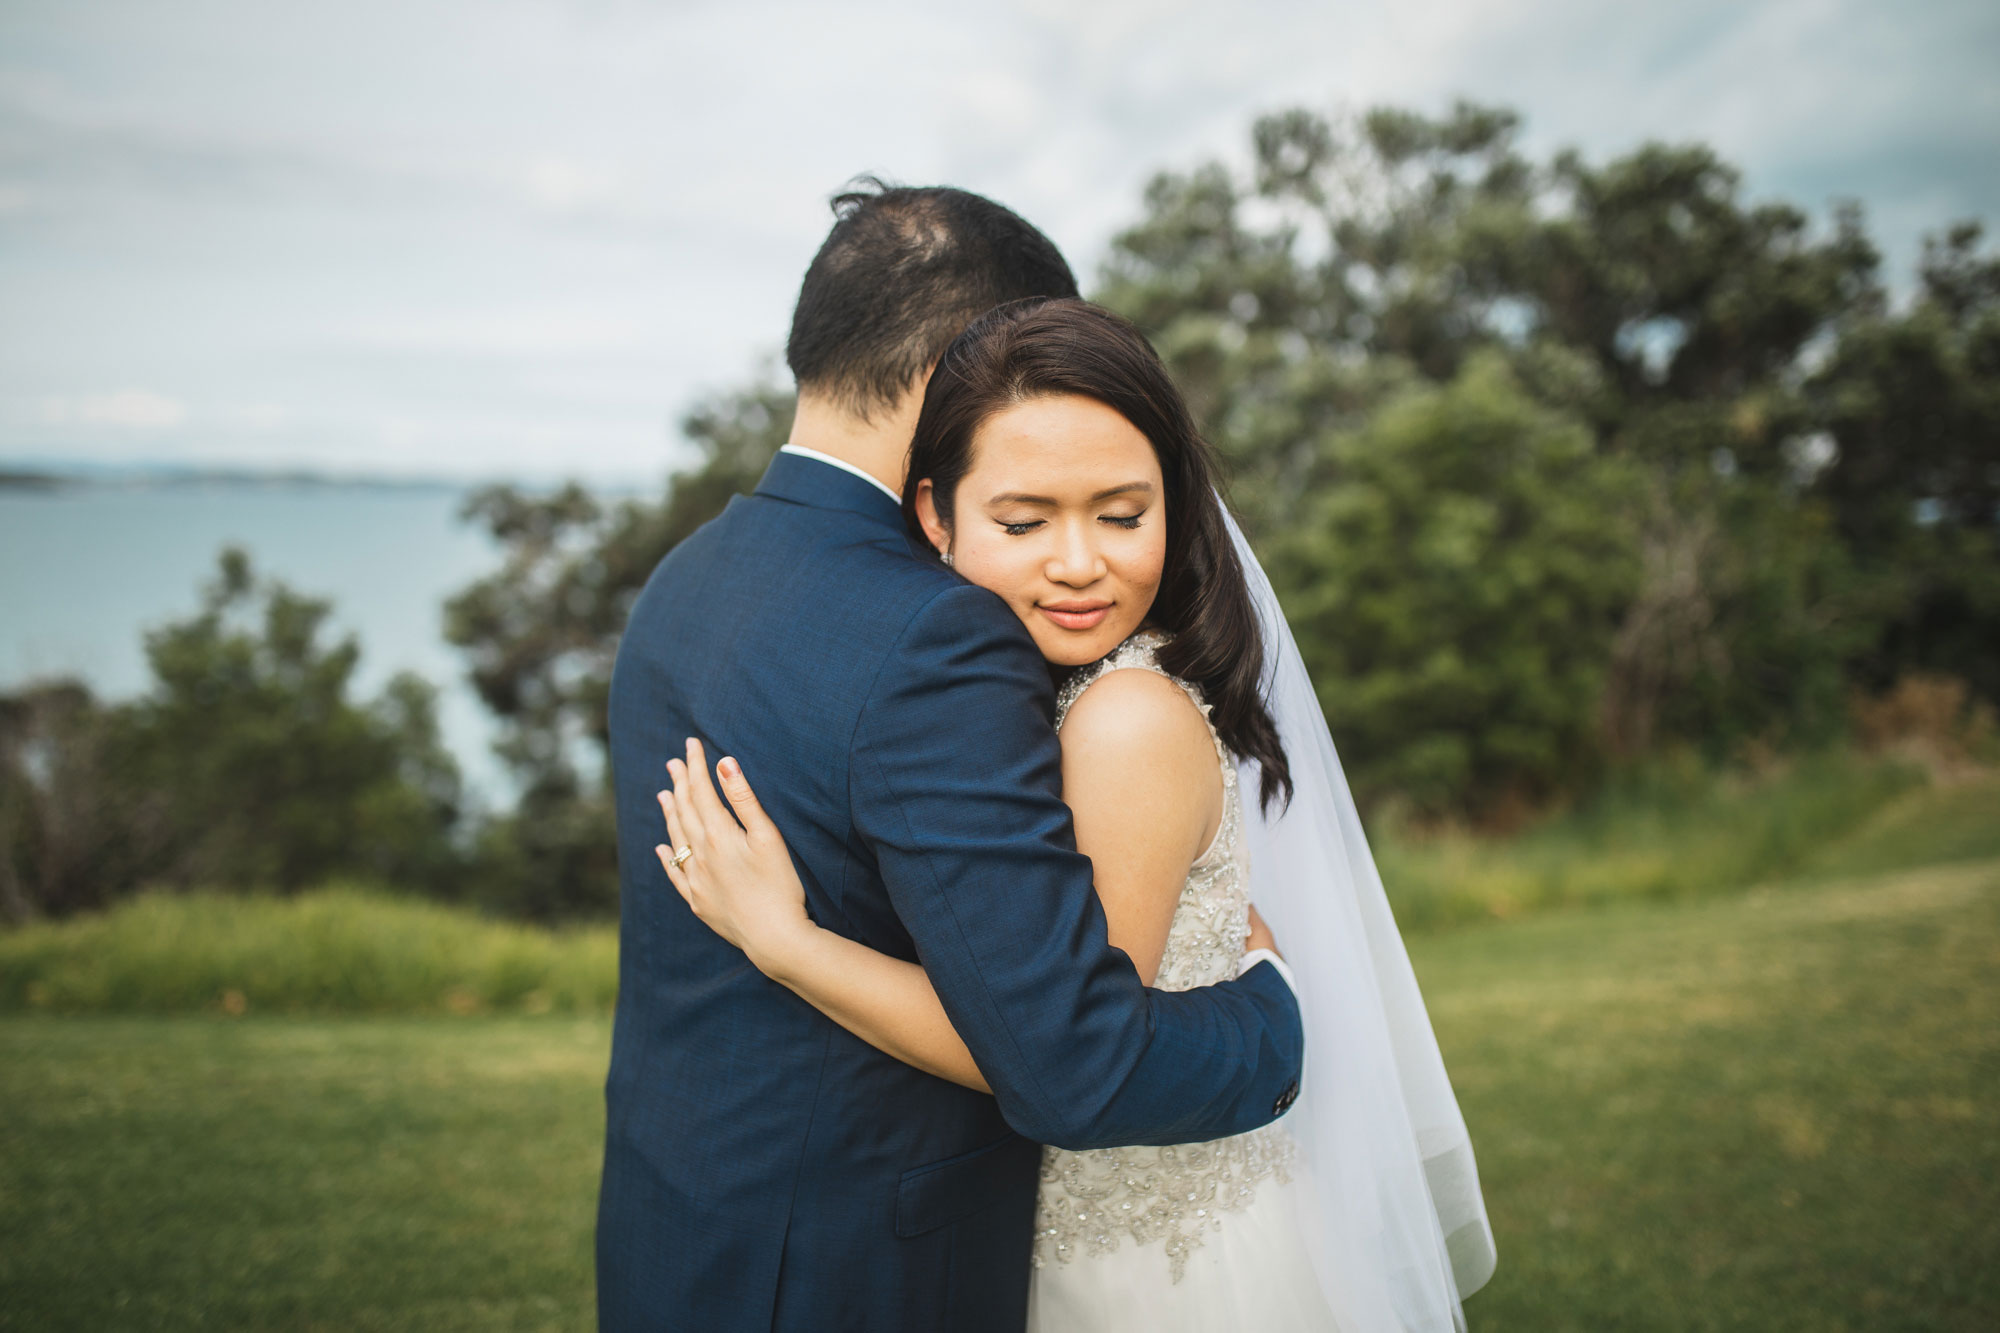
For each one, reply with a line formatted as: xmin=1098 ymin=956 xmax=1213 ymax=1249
xmin=998 ymin=515 xmax=1144 ymax=536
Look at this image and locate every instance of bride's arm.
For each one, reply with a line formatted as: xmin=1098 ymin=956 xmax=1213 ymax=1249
xmin=658 ymin=675 xmax=1220 ymax=1093
xmin=659 ymin=748 xmax=996 ymax=1089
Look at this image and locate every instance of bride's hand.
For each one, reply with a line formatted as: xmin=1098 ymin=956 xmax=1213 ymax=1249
xmin=656 ymin=738 xmax=816 ymax=977
xmin=1246 ymin=902 xmax=1281 ymax=960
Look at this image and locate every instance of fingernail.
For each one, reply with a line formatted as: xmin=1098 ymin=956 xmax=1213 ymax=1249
xmin=719 ymin=757 xmax=740 ymax=779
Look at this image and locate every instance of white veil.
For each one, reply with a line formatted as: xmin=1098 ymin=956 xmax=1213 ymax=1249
xmin=1227 ymin=509 xmax=1497 ymax=1331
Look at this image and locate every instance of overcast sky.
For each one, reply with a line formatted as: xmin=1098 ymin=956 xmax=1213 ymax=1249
xmin=3 ymin=0 xmax=1995 ymax=483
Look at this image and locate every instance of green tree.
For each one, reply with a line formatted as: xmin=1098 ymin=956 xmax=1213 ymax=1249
xmin=1808 ymin=222 xmax=2000 ymax=703
xmin=1097 ymin=101 xmax=1961 ymax=799
xmin=1 ymin=550 xmax=464 ymax=920
xmin=119 ymin=547 xmax=463 ymax=893
xmin=0 ymin=680 xmax=161 ymax=922
xmin=1268 ymin=353 xmax=1641 ymax=813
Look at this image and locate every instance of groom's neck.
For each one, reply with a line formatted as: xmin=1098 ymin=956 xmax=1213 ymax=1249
xmin=786 ymin=388 xmax=919 ymax=497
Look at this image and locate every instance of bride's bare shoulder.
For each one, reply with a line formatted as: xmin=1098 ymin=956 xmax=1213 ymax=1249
xmin=1058 ymin=665 xmax=1224 ymax=902
xmin=1058 ymin=666 xmax=1217 ymax=777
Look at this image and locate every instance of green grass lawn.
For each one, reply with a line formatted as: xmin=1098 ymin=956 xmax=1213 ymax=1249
xmin=0 ymin=1017 xmax=609 ymax=1332
xmin=1429 ymin=858 xmax=1999 ymax=1330
xmin=5 ymin=857 xmax=1995 ymax=1329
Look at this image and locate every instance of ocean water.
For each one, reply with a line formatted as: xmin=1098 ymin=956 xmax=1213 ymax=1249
xmin=0 ymin=483 xmax=519 ymax=801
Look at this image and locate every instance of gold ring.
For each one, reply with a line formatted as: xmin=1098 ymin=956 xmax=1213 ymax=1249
xmin=670 ymin=845 xmax=695 ymax=869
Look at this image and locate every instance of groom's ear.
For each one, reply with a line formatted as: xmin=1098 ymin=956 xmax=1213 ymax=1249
xmin=914 ymin=479 xmax=952 ymax=558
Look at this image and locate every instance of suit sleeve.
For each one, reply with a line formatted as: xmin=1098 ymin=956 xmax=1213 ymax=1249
xmin=850 ymin=582 xmax=1305 ymax=1150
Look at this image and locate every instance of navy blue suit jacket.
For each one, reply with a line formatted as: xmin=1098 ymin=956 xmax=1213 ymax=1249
xmin=596 ymin=450 xmax=1305 ymax=1332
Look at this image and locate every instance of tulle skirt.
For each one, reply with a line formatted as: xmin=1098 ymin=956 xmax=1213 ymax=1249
xmin=1025 ymin=1155 xmax=1343 ymax=1332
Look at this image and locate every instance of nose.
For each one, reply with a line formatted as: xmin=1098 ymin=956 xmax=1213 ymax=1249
xmin=1045 ymin=516 xmax=1106 ymax=587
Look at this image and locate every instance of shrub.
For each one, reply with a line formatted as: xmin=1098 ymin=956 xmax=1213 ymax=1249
xmin=0 ymin=886 xmax=616 ymax=1016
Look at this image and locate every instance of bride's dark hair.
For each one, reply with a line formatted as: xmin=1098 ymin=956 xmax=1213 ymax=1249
xmin=901 ymin=298 xmax=1293 ymax=812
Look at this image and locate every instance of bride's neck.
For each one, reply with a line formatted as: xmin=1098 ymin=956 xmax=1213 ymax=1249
xmin=786 ymin=389 xmax=921 ymax=497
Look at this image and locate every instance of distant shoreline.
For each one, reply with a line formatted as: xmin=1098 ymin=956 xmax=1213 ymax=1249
xmin=0 ymin=469 xmax=70 ymax=493
xmin=0 ymin=465 xmax=467 ymax=495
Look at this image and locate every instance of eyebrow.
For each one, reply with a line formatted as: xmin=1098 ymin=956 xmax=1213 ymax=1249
xmin=986 ymin=481 xmax=1156 ymax=506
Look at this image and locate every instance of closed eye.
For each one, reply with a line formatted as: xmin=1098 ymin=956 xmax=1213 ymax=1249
xmin=996 ymin=512 xmax=1145 ymax=535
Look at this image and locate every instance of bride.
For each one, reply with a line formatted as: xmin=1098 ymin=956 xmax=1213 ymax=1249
xmin=656 ymin=298 xmax=1495 ymax=1330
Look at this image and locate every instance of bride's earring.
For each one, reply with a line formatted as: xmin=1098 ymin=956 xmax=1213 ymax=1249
xmin=940 ymin=549 xmax=954 ymax=568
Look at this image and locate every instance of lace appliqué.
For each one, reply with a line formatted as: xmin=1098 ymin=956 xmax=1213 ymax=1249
xmin=1036 ymin=630 xmax=1297 ymax=1283
xmin=1034 ymin=1123 xmax=1296 ymax=1283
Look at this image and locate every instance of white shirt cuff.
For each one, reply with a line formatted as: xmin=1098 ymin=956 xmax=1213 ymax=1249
xmin=1236 ymin=947 xmax=1297 ymax=995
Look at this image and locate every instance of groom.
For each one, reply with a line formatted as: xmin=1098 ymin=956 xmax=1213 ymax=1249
xmin=596 ymin=183 xmax=1305 ymax=1332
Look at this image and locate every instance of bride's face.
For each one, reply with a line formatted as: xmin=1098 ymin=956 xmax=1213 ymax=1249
xmin=916 ymin=393 xmax=1167 ymax=667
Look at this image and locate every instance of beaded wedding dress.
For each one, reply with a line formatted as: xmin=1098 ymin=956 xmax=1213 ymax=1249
xmin=1025 ymin=631 xmax=1342 ymax=1332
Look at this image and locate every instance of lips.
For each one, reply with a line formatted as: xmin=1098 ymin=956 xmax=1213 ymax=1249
xmin=1040 ymin=600 xmax=1112 ymax=631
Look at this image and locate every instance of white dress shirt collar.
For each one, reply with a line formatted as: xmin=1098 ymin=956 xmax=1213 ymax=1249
xmin=778 ymin=443 xmax=902 ymax=506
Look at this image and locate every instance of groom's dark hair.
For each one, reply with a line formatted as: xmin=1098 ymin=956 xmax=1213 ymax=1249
xmin=787 ymin=179 xmax=1079 ymax=419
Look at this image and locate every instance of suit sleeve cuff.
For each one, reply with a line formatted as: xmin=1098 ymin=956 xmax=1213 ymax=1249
xmin=1236 ymin=948 xmax=1305 ymax=1109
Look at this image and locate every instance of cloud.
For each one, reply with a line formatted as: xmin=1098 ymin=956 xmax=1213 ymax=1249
xmin=42 ymin=390 xmax=188 ymax=430
xmin=216 ymin=403 xmax=290 ymax=432
xmin=0 ymin=0 xmax=1991 ymax=481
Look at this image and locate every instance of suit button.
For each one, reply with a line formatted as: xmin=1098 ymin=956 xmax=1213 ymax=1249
xmin=1273 ymin=1079 xmax=1298 ymax=1116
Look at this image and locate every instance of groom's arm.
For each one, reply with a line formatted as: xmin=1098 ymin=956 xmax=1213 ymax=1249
xmin=851 ymin=583 xmax=1304 ymax=1151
